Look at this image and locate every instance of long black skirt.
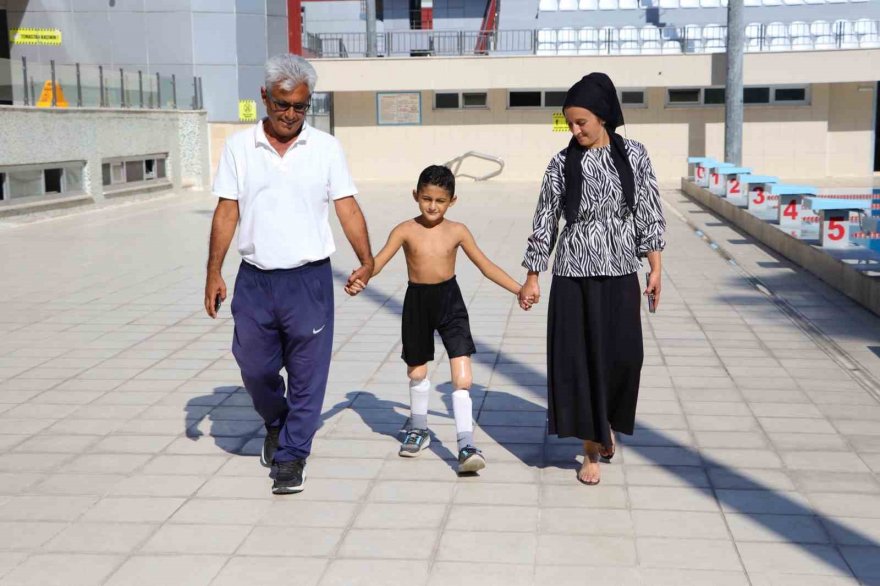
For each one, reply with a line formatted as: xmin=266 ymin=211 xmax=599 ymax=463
xmin=547 ymin=272 xmax=644 ymax=445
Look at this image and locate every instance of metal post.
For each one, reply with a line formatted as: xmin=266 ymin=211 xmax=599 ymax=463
xmin=156 ymin=72 xmax=161 ymax=109
xmin=365 ymin=0 xmax=377 ymax=57
xmin=198 ymin=77 xmax=204 ymax=109
xmin=22 ymin=57 xmax=29 ymax=106
xmin=75 ymin=63 xmax=82 ymax=107
xmin=171 ymin=74 xmax=177 ymax=109
xmin=724 ymin=0 xmax=744 ymax=166
xmin=30 ymin=78 xmax=36 ymax=106
xmin=99 ymin=65 xmax=105 ymax=107
xmin=50 ymin=60 xmax=57 ymax=107
xmin=138 ymin=70 xmax=144 ymax=108
xmin=192 ymin=76 xmax=198 ymax=109
xmin=120 ymin=68 xmax=126 ymax=108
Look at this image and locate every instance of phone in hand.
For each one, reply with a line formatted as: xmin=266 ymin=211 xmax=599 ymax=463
xmin=645 ymin=273 xmax=656 ymax=314
xmin=214 ymin=295 xmax=222 ymax=314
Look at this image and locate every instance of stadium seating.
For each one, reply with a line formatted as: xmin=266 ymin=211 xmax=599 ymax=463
xmin=530 ymin=18 xmax=879 ymax=54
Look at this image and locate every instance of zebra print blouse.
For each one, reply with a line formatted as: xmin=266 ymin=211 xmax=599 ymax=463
xmin=522 ymin=138 xmax=666 ymax=277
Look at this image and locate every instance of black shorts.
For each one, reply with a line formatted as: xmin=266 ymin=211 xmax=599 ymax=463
xmin=401 ymin=276 xmax=476 ymax=367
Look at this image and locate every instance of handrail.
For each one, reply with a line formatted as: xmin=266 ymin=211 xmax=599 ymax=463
xmin=444 ymin=151 xmax=505 ymax=181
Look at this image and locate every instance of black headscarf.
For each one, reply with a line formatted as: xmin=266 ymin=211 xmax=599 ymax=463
xmin=562 ymin=72 xmax=635 ymax=225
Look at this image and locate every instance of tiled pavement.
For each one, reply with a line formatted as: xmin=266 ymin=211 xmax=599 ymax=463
xmin=0 ymin=182 xmax=879 ymax=585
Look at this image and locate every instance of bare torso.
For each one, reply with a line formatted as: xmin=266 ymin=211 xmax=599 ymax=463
xmin=400 ymin=217 xmax=463 ymax=284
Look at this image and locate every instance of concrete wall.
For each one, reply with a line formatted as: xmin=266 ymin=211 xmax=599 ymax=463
xmin=321 ymin=81 xmax=874 ymax=182
xmin=0 ymin=106 xmax=210 ymax=201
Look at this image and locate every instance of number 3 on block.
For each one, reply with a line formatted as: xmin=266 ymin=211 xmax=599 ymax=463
xmin=752 ymin=187 xmax=765 ymax=205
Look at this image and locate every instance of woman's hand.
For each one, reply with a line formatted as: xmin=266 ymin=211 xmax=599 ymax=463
xmin=519 ymin=273 xmax=541 ymax=311
xmin=644 ymin=270 xmax=661 ymax=311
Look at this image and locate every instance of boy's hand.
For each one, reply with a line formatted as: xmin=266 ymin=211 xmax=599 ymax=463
xmin=344 ymin=278 xmax=367 ymax=297
xmin=516 ymin=287 xmax=535 ymax=311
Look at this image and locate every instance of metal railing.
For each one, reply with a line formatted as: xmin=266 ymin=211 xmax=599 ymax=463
xmin=308 ymin=19 xmax=880 ymax=58
xmin=1 ymin=57 xmax=204 ymax=110
xmin=444 ymin=151 xmax=505 ymax=181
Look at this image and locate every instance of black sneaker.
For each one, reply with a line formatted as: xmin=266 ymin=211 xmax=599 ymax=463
xmin=457 ymin=446 xmax=486 ymax=474
xmin=272 ymin=458 xmax=306 ymax=494
xmin=399 ymin=429 xmax=431 ymax=458
xmin=260 ymin=425 xmax=281 ymax=468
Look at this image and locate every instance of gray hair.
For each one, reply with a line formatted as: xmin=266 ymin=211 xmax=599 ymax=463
xmin=264 ymin=54 xmax=317 ymax=94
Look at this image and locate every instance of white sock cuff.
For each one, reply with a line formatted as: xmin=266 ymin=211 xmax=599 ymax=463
xmin=409 ymin=378 xmax=430 ymax=392
xmin=452 ymin=389 xmax=473 ymax=434
xmin=409 ymin=378 xmax=430 ymax=417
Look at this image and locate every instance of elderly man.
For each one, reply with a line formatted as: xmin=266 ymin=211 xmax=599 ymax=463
xmin=204 ymin=54 xmax=373 ymax=494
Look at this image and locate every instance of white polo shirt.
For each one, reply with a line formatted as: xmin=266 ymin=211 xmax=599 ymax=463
xmin=212 ymin=120 xmax=357 ymax=270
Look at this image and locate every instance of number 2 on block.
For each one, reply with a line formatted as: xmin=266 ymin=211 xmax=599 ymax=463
xmin=728 ymin=179 xmax=740 ymax=195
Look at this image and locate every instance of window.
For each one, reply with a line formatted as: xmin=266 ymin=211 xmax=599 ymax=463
xmin=668 ymin=88 xmax=701 ymax=105
xmin=744 ymin=87 xmax=770 ymax=104
xmin=620 ymin=90 xmax=646 ymax=107
xmin=667 ymin=86 xmax=808 ymax=107
xmin=102 ymin=155 xmax=169 ymax=188
xmin=125 ymin=161 xmax=144 ymax=183
xmin=509 ymin=91 xmax=542 ymax=108
xmin=703 ymin=88 xmax=725 ymax=104
xmin=462 ymin=92 xmax=487 ymax=108
xmin=544 ymin=91 xmax=567 ymax=108
xmin=774 ymin=87 xmax=807 ymax=104
xmin=434 ymin=91 xmax=488 ymax=109
xmin=44 ymin=169 xmax=63 ymax=193
xmin=435 ymin=92 xmax=460 ymax=109
xmin=0 ymin=162 xmax=86 ymax=200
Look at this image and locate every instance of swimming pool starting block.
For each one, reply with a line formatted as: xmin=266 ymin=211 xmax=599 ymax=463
xmin=736 ymin=175 xmax=778 ymax=211
xmin=805 ymin=197 xmax=872 ymax=249
xmin=688 ymin=157 xmax=717 ymax=188
xmin=769 ymin=184 xmax=818 ymax=238
xmin=710 ymin=166 xmax=751 ymax=197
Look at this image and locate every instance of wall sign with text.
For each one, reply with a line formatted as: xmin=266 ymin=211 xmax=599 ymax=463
xmin=376 ymin=92 xmax=421 ymax=126
xmin=10 ymin=28 xmax=62 ymax=45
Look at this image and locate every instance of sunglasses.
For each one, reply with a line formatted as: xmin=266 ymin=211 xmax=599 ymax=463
xmin=266 ymin=93 xmax=311 ymax=114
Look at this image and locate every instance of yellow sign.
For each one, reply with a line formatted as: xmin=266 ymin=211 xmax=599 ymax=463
xmin=552 ymin=112 xmax=568 ymax=133
xmin=239 ymin=99 xmax=258 ymax=122
xmin=36 ymin=81 xmax=68 ymax=108
xmin=9 ymin=28 xmax=62 ymax=45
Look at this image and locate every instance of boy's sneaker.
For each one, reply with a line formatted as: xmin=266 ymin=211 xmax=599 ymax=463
xmin=457 ymin=446 xmax=486 ymax=474
xmin=261 ymin=424 xmax=281 ymax=468
xmin=272 ymin=458 xmax=306 ymax=494
xmin=399 ymin=429 xmax=431 ymax=457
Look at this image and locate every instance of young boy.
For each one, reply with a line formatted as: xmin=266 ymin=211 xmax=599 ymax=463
xmin=346 ymin=165 xmax=526 ymax=474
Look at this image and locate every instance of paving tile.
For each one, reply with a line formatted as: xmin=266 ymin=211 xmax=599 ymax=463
xmin=631 ymin=510 xmax=729 ymax=539
xmin=353 ymin=503 xmax=446 ymax=529
xmin=141 ymin=523 xmax=251 ymax=554
xmin=104 ymin=554 xmax=227 ymax=586
xmin=725 ymin=513 xmax=830 ymax=543
xmin=629 ymin=486 xmax=719 ymax=511
xmin=339 ymin=528 xmax=438 ymax=559
xmin=0 ymin=553 xmax=122 ymax=586
xmin=239 ymin=527 xmax=344 ymax=557
xmin=539 ymin=508 xmax=633 ymax=536
xmin=427 ymin=562 xmax=534 ymax=586
xmin=45 ymin=523 xmax=157 ymax=553
xmin=437 ymin=530 xmax=537 ymax=564
xmin=537 ymin=534 xmax=636 ymax=567
xmin=636 ymin=537 xmax=743 ymax=571
xmin=212 ymin=556 xmax=327 ymax=586
xmin=736 ymin=542 xmax=852 ymax=576
xmin=446 ymin=504 xmax=538 ymax=533
xmin=80 ymin=497 xmax=185 ymax=523
xmin=319 ymin=560 xmax=429 ymax=586
xmin=0 ymin=522 xmax=67 ymax=550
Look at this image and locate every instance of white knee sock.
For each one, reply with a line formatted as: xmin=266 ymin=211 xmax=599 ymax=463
xmin=452 ymin=389 xmax=474 ymax=450
xmin=409 ymin=378 xmax=430 ymax=430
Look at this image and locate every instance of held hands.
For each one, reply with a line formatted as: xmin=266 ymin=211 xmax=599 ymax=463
xmin=518 ymin=277 xmax=541 ymax=311
xmin=344 ymin=263 xmax=373 ymax=296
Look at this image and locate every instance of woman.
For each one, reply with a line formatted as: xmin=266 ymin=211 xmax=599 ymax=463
xmin=519 ymin=72 xmax=665 ymax=485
